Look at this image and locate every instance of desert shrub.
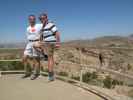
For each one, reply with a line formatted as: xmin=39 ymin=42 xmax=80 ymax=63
xmin=91 ymin=72 xmax=98 ymax=79
xmin=103 ymin=75 xmax=112 ymax=89
xmin=8 ymin=61 xmax=24 ymax=70
xmin=112 ymin=79 xmax=123 ymax=86
xmin=82 ymin=72 xmax=92 ymax=83
xmin=0 ymin=61 xmax=24 ymax=71
xmin=58 ymin=71 xmax=68 ymax=76
xmin=128 ymin=89 xmax=133 ymax=98
xmin=127 ymin=64 xmax=132 ymax=70
xmin=82 ymin=71 xmax=98 ymax=83
xmin=71 ymin=75 xmax=80 ymax=81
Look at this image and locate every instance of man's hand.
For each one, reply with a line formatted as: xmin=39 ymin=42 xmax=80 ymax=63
xmin=55 ymin=42 xmax=61 ymax=48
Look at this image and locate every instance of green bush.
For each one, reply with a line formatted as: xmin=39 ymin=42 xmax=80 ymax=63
xmin=103 ymin=75 xmax=112 ymax=89
xmin=82 ymin=72 xmax=92 ymax=83
xmin=82 ymin=71 xmax=98 ymax=83
xmin=58 ymin=71 xmax=68 ymax=76
xmin=91 ymin=72 xmax=98 ymax=79
xmin=71 ymin=75 xmax=80 ymax=81
xmin=112 ymin=79 xmax=123 ymax=86
xmin=0 ymin=61 xmax=24 ymax=71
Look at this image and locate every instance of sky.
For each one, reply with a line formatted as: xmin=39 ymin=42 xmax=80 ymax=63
xmin=0 ymin=0 xmax=133 ymax=43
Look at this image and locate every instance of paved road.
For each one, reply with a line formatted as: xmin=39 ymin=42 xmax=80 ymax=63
xmin=0 ymin=75 xmax=103 ymax=100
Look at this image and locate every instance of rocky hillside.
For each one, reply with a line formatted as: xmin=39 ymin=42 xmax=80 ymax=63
xmin=52 ymin=35 xmax=133 ymax=76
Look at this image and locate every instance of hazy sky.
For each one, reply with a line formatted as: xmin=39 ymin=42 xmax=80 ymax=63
xmin=0 ymin=0 xmax=133 ymax=43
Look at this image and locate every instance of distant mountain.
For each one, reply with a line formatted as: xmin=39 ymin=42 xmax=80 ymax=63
xmin=0 ymin=34 xmax=133 ymax=48
xmin=63 ymin=35 xmax=133 ymax=48
xmin=90 ymin=35 xmax=133 ymax=48
xmin=0 ymin=42 xmax=25 ymax=48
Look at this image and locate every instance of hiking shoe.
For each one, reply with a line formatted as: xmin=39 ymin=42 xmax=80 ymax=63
xmin=30 ymin=74 xmax=39 ymax=80
xmin=48 ymin=72 xmax=54 ymax=81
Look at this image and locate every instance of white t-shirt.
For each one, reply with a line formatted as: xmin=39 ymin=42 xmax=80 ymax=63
xmin=26 ymin=24 xmax=42 ymax=40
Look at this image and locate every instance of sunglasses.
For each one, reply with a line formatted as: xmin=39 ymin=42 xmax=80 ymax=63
xmin=39 ymin=16 xmax=47 ymax=20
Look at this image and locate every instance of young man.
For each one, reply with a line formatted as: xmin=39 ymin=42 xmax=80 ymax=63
xmin=22 ymin=15 xmax=42 ymax=80
xmin=34 ymin=13 xmax=61 ymax=81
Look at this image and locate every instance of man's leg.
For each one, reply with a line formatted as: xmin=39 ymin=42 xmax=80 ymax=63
xmin=22 ymin=55 xmax=32 ymax=78
xmin=47 ymin=44 xmax=55 ymax=81
xmin=22 ymin=42 xmax=33 ymax=78
xmin=30 ymin=45 xmax=41 ymax=80
xmin=48 ymin=55 xmax=54 ymax=72
xmin=30 ymin=57 xmax=40 ymax=80
xmin=33 ymin=42 xmax=55 ymax=81
xmin=48 ymin=55 xmax=54 ymax=81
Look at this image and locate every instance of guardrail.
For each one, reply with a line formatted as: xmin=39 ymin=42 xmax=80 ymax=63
xmin=0 ymin=59 xmax=21 ymax=62
xmin=81 ymin=64 xmax=133 ymax=80
xmin=59 ymin=61 xmax=133 ymax=81
xmin=0 ymin=59 xmax=133 ymax=83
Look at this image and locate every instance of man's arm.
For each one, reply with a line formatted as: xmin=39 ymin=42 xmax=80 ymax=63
xmin=55 ymin=31 xmax=60 ymax=43
xmin=55 ymin=31 xmax=61 ymax=47
xmin=50 ymin=22 xmax=61 ymax=47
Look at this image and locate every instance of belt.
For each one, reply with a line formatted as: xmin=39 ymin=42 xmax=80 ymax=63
xmin=29 ymin=39 xmax=39 ymax=42
xmin=45 ymin=40 xmax=56 ymax=42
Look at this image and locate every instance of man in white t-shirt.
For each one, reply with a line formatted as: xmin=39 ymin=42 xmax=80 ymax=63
xmin=22 ymin=15 xmax=41 ymax=80
xmin=34 ymin=13 xmax=61 ymax=81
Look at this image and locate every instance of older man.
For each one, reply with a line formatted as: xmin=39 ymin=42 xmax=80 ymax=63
xmin=34 ymin=13 xmax=61 ymax=81
xmin=22 ymin=15 xmax=42 ymax=80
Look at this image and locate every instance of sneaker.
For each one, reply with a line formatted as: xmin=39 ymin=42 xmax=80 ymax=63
xmin=48 ymin=72 xmax=54 ymax=81
xmin=30 ymin=74 xmax=39 ymax=80
xmin=48 ymin=76 xmax=54 ymax=81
